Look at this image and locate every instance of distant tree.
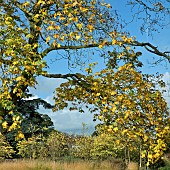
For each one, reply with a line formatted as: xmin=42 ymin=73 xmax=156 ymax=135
xmin=0 ymin=90 xmax=54 ymax=154
xmin=17 ymin=134 xmax=47 ymax=159
xmin=1 ymin=0 xmax=169 ymax=137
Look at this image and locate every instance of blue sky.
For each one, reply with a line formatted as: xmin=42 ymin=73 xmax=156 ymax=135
xmin=29 ymin=1 xmax=170 ymax=135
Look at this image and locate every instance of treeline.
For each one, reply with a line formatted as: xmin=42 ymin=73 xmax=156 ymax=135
xmin=1 ymin=129 xmax=170 ymax=170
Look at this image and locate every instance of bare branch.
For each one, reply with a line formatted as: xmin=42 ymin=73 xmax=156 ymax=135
xmin=132 ymin=41 xmax=170 ymax=61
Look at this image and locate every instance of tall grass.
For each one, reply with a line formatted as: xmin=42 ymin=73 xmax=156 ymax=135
xmin=0 ymin=159 xmax=124 ymax=170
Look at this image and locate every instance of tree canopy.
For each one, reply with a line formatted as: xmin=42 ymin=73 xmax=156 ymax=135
xmin=0 ymin=0 xmax=170 ymax=166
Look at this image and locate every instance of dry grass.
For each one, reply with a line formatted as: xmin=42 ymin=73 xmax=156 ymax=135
xmin=126 ymin=162 xmax=139 ymax=170
xmin=0 ymin=159 xmax=124 ymax=170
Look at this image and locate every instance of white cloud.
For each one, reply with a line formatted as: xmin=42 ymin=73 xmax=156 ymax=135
xmin=38 ymin=103 xmax=98 ymax=134
xmin=27 ymin=71 xmax=170 ymax=135
xmin=29 ymin=76 xmax=66 ymax=99
xmin=28 ymin=76 xmax=98 ymax=134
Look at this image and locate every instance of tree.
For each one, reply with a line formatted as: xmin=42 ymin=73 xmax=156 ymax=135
xmin=54 ymin=60 xmax=170 ymax=165
xmin=90 ymin=131 xmax=124 ymax=160
xmin=1 ymin=0 xmax=169 ymax=134
xmin=72 ymin=134 xmax=94 ymax=160
xmin=45 ymin=130 xmax=69 ymax=159
xmin=17 ymin=134 xmax=47 ymax=159
xmin=0 ymin=89 xmax=54 ymax=154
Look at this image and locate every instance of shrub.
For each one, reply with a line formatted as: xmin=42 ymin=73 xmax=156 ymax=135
xmin=17 ymin=135 xmax=47 ymax=159
xmin=46 ymin=131 xmax=69 ymax=159
xmin=0 ymin=133 xmax=15 ymax=160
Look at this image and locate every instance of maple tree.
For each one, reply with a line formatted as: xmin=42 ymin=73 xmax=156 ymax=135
xmin=0 ymin=0 xmax=170 ymax=166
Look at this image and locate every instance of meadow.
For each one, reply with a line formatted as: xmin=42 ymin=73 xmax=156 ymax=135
xmin=0 ymin=159 xmax=124 ymax=170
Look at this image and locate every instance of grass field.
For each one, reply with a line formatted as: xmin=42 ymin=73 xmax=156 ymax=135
xmin=0 ymin=159 xmax=124 ymax=170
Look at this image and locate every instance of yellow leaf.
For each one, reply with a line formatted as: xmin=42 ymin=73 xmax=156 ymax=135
xmin=77 ymin=23 xmax=83 ymax=30
xmin=148 ymin=154 xmax=153 ymax=159
xmin=126 ymin=46 xmax=131 ymax=50
xmin=76 ymin=35 xmax=81 ymax=40
xmin=112 ymin=39 xmax=117 ymax=45
xmin=60 ymin=36 xmax=65 ymax=41
xmin=141 ymin=152 xmax=146 ymax=158
xmin=53 ymin=34 xmax=60 ymax=39
xmin=106 ymin=3 xmax=111 ymax=8
xmin=2 ymin=121 xmax=8 ymax=129
xmin=16 ymin=76 xmax=23 ymax=81
xmin=87 ymin=25 xmax=94 ymax=32
xmin=164 ymin=126 xmax=169 ymax=130
xmin=47 ymin=26 xmax=54 ymax=30
xmin=16 ymin=116 xmax=20 ymax=121
xmin=93 ymin=82 xmax=98 ymax=86
xmin=5 ymin=17 xmax=12 ymax=25
xmin=13 ymin=61 xmax=19 ymax=65
xmin=102 ymin=100 xmax=106 ymax=104
xmin=96 ymin=93 xmax=100 ymax=96
xmin=37 ymin=0 xmax=45 ymax=5
xmin=9 ymin=122 xmax=17 ymax=131
xmin=59 ymin=16 xmax=65 ymax=20
xmin=46 ymin=36 xmax=50 ymax=43
xmin=113 ymin=127 xmax=118 ymax=132
xmin=111 ymin=106 xmax=116 ymax=113
xmin=17 ymin=131 xmax=25 ymax=139
xmin=99 ymin=115 xmax=103 ymax=120
xmin=55 ymin=25 xmax=60 ymax=30
xmin=143 ymin=135 xmax=148 ymax=142
xmin=23 ymin=1 xmax=30 ymax=7
xmin=98 ymin=44 xmax=103 ymax=48
xmin=108 ymin=128 xmax=112 ymax=132
xmin=111 ymin=91 xmax=116 ymax=96
xmin=34 ymin=14 xmax=40 ymax=22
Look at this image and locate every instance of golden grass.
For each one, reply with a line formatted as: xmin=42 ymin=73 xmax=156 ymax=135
xmin=0 ymin=159 xmax=123 ymax=170
xmin=126 ymin=162 xmax=139 ymax=170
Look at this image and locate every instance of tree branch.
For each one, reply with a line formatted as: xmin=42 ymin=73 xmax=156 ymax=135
xmin=42 ymin=40 xmax=170 ymax=62
xmin=44 ymin=73 xmax=92 ymax=92
xmin=41 ymin=43 xmax=101 ymax=57
xmin=43 ymin=73 xmax=83 ymax=79
xmin=132 ymin=41 xmax=170 ymax=61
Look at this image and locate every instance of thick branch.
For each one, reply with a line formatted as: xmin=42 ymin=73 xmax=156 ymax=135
xmin=43 ymin=73 xmax=82 ymax=79
xmin=44 ymin=73 xmax=92 ymax=92
xmin=41 ymin=43 xmax=100 ymax=57
xmin=42 ymin=40 xmax=170 ymax=61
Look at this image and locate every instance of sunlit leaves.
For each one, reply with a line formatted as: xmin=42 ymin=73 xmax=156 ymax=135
xmin=0 ymin=133 xmax=15 ymax=160
xmin=90 ymin=132 xmax=124 ymax=159
xmin=0 ymin=10 xmax=46 ymax=132
xmin=54 ymin=61 xmax=169 ymax=165
xmin=1 ymin=2 xmax=169 ymax=166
